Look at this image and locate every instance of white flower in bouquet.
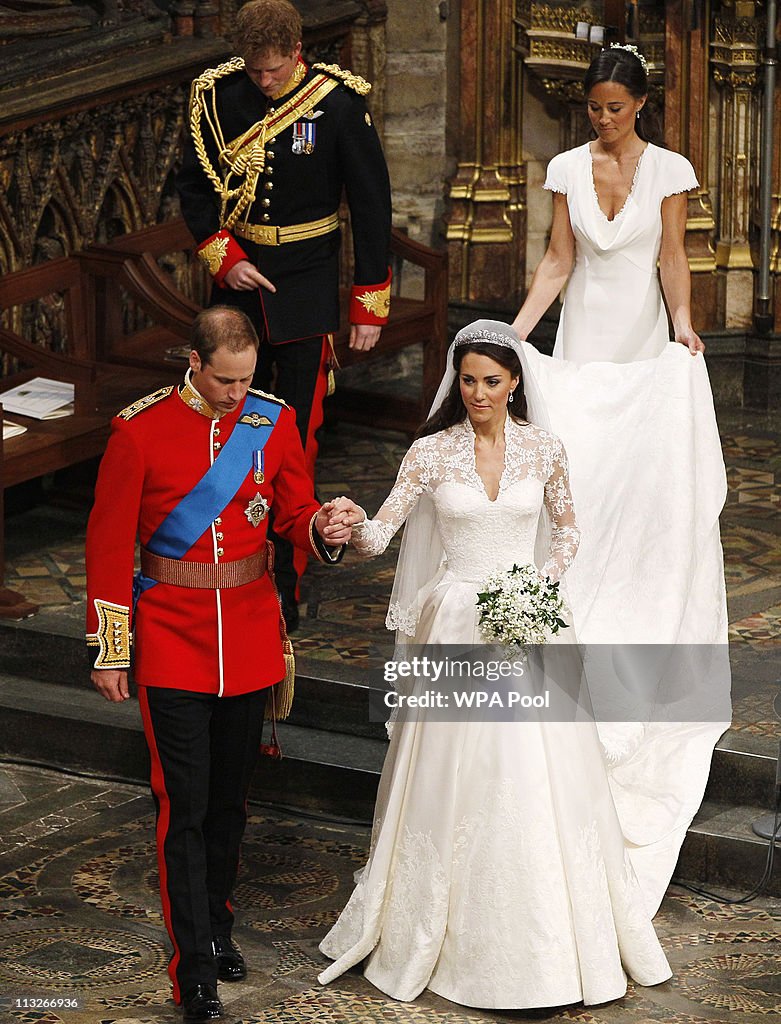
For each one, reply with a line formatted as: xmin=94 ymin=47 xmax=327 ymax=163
xmin=476 ymin=564 xmax=569 ymax=650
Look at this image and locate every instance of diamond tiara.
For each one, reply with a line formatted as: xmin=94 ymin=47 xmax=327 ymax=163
xmin=609 ymin=43 xmax=649 ymax=73
xmin=454 ymin=330 xmax=519 ymax=350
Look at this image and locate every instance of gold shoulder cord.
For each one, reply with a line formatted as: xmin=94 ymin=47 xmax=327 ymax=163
xmin=312 ymin=63 xmax=372 ymax=96
xmin=190 ymin=59 xmax=339 ymax=232
xmin=247 ymin=386 xmax=289 ymax=408
xmin=189 ymin=57 xmax=257 ymax=230
xmin=189 ymin=57 xmax=245 ymax=195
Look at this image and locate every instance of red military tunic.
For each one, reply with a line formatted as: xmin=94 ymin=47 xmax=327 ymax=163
xmin=86 ymin=375 xmax=333 ymax=695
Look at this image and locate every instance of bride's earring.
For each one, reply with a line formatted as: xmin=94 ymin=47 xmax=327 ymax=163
xmin=508 ymin=391 xmax=514 ymax=404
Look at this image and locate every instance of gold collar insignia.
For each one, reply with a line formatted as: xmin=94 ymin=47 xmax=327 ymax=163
xmin=270 ymin=58 xmax=307 ymax=100
xmin=179 ymin=369 xmax=219 ymax=420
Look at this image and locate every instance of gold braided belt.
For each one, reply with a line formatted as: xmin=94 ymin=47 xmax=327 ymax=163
xmin=234 ymin=211 xmax=339 ymax=247
xmin=140 ymin=547 xmax=267 ymax=589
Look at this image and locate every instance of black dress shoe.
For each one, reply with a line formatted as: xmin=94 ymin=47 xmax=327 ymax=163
xmin=181 ymin=983 xmax=223 ymax=1022
xmin=212 ymin=935 xmax=247 ymax=982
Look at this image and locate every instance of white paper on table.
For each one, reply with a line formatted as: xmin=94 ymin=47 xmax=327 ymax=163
xmin=2 ymin=419 xmax=28 ymax=440
xmin=0 ymin=377 xmax=75 ymax=419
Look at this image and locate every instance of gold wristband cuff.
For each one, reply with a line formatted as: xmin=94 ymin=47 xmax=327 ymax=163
xmin=87 ymin=599 xmax=132 ymax=669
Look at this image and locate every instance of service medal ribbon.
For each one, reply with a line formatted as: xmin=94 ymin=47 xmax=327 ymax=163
xmin=253 ymin=449 xmax=264 ymax=484
xmin=292 ymin=121 xmax=316 ymax=155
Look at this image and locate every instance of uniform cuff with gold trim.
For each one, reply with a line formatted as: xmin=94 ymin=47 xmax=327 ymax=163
xmin=309 ymin=513 xmax=345 ymax=564
xmin=86 ymin=599 xmax=133 ymax=669
xmin=349 ymin=268 xmax=392 ymax=325
xmin=195 ymin=230 xmax=249 ymax=287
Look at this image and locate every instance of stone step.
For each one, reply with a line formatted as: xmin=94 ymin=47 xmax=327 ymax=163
xmin=0 ymin=618 xmax=388 ymax=740
xmin=707 ymin=735 xmax=780 ymax=808
xmin=1 ymin=671 xmax=780 ymax=900
xmin=675 ymin=799 xmax=781 ymax=899
xmin=0 ymin=672 xmax=385 ymax=821
xmin=3 ymin=611 xmax=780 ymax=808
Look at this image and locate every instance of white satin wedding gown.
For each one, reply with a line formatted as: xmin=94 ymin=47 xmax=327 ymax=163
xmin=318 ymin=417 xmax=672 ymax=1008
xmin=522 ymin=141 xmax=731 ymax=914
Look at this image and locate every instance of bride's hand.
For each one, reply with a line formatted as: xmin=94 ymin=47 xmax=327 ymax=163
xmin=674 ymin=324 xmax=705 ymax=355
xmin=329 ymin=495 xmax=365 ymax=527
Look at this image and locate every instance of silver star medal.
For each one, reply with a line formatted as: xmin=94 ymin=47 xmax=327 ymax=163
xmin=244 ymin=492 xmax=269 ymax=528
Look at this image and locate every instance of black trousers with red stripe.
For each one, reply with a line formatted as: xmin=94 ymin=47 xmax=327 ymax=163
xmin=138 ymin=685 xmax=267 ymax=1002
xmin=254 ymin=334 xmax=329 ymax=601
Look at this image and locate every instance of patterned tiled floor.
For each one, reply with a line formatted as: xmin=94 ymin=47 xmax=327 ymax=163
xmin=1 ymin=393 xmax=779 ymax=1020
xmin=0 ymin=763 xmax=779 ymax=1024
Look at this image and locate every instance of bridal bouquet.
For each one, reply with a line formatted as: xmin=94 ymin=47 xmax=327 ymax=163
xmin=476 ymin=564 xmax=569 ymax=649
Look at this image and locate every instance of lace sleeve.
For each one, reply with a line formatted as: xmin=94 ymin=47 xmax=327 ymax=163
xmin=351 ymin=440 xmax=432 ymax=557
xmin=541 ymin=439 xmax=580 ymax=581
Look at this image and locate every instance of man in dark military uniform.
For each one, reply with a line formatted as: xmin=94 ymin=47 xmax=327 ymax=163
xmin=177 ymin=0 xmax=392 ymax=628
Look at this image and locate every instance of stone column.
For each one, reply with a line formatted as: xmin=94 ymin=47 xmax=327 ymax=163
xmin=665 ymin=0 xmax=721 ymax=330
xmin=444 ymin=0 xmax=525 ymax=306
xmin=711 ymin=1 xmax=761 ymax=329
xmin=383 ymin=0 xmax=446 ymax=248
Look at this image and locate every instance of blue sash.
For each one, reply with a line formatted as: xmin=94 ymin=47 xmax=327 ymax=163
xmin=133 ymin=393 xmax=281 ymax=604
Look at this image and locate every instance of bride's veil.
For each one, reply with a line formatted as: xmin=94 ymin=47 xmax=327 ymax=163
xmin=386 ymin=318 xmax=558 ymax=645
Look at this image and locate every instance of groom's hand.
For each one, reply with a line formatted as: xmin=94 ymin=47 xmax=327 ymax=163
xmin=316 ymin=501 xmax=352 ymax=546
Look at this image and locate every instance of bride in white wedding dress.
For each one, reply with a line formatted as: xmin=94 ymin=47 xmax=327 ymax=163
xmin=317 ymin=321 xmax=672 ymax=1009
xmin=511 ymin=45 xmax=730 ymax=916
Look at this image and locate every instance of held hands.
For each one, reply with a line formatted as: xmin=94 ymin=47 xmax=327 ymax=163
xmin=223 ymin=260 xmax=277 ymax=293
xmin=315 ymin=499 xmax=353 ymax=546
xmin=674 ymin=324 xmax=705 ymax=355
xmin=314 ymin=496 xmax=365 ymax=546
xmin=330 ymin=495 xmax=366 ymax=527
xmin=91 ymin=669 xmax=130 ymax=703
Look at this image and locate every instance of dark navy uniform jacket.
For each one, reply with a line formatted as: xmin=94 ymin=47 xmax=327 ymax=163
xmin=177 ymin=59 xmax=392 ymax=343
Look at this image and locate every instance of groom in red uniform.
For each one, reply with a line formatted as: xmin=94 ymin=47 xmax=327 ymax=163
xmin=86 ymin=306 xmax=349 ymax=1022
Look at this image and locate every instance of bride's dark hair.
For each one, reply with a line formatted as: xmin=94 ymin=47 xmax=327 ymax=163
xmin=584 ymin=47 xmax=661 ymax=145
xmin=416 ymin=342 xmax=528 ymax=439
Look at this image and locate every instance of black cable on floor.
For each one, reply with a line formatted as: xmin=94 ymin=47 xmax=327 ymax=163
xmin=671 ymin=794 xmax=781 ymax=905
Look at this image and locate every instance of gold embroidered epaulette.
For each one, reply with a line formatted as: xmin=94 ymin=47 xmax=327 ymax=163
xmin=312 ymin=63 xmax=371 ymax=96
xmin=247 ymin=387 xmax=289 ymax=408
xmin=118 ymin=386 xmax=174 ymax=421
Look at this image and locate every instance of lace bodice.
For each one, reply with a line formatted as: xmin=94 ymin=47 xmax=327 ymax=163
xmin=352 ymin=417 xmax=579 ymax=583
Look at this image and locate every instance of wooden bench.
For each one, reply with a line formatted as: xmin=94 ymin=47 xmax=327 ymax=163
xmin=0 ymin=257 xmax=181 ymax=618
xmin=0 ymin=219 xmax=447 ymax=617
